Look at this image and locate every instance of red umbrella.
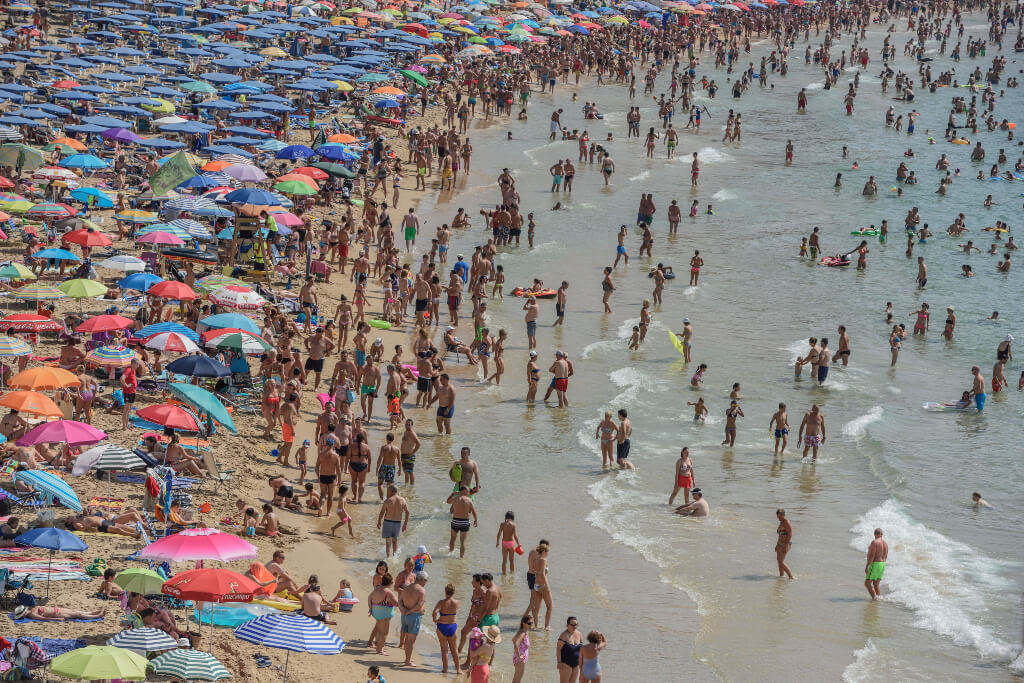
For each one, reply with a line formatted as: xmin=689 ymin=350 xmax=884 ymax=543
xmin=161 ymin=568 xmax=258 ymax=603
xmin=75 ymin=314 xmax=134 ymax=333
xmin=64 ymin=228 xmax=113 ymax=247
xmin=136 ymin=404 xmax=200 ymax=431
xmin=149 ymin=281 xmax=197 ymax=301
xmin=199 ymin=327 xmax=250 ymax=344
xmin=0 ymin=314 xmax=63 ymax=333
xmin=51 ymin=80 xmax=81 ymax=89
xmin=0 ymin=177 xmax=14 ymax=189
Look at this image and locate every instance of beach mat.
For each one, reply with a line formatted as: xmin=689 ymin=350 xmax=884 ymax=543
xmin=20 ymin=637 xmax=86 ymax=658
xmin=9 ymin=615 xmax=103 ymax=624
xmin=88 ymin=497 xmax=125 ymax=510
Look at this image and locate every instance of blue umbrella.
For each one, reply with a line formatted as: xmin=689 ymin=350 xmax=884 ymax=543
xmin=199 ymin=312 xmax=259 ymax=334
xmin=12 ymin=470 xmax=83 ymax=512
xmin=61 ymin=153 xmax=109 ymax=170
xmin=13 ymin=527 xmax=88 ymax=600
xmin=234 ymin=613 xmax=344 ymax=683
xmin=165 ymin=354 xmax=230 ymax=378
xmin=223 ymin=188 xmax=279 ymax=205
xmin=275 ymin=145 xmax=314 ymax=160
xmin=135 ymin=322 xmax=199 ymax=343
xmin=119 ymin=272 xmax=164 ymax=292
xmin=70 ymin=187 xmax=115 ymax=208
xmin=33 ymin=249 xmax=82 ymax=261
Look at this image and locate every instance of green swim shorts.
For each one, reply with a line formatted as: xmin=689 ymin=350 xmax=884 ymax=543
xmin=866 ymin=561 xmax=885 ymax=581
xmin=479 ymin=614 xmax=499 ymax=628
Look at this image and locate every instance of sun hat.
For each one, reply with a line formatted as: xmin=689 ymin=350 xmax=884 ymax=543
xmin=483 ymin=625 xmax=502 ymax=643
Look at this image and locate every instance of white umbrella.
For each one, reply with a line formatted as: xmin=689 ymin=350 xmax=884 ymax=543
xmin=106 ymin=627 xmax=178 ymax=654
xmin=98 ymin=255 xmax=147 ymax=272
xmin=208 ymin=285 xmax=266 ymax=310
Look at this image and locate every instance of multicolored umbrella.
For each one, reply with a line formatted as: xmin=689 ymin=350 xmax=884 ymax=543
xmin=206 ymin=330 xmax=272 ymax=354
xmin=137 ymin=231 xmax=185 ymax=246
xmin=209 ymin=285 xmax=266 ymax=310
xmin=144 ymin=331 xmax=200 ymax=353
xmin=194 ymin=274 xmax=246 ymax=292
xmin=26 ymin=202 xmax=74 ymax=218
xmin=0 ymin=263 xmax=36 ymax=280
xmin=0 ymin=335 xmax=31 ymax=357
xmin=11 ymin=469 xmax=82 ymax=511
xmin=85 ymin=344 xmax=136 ymax=368
xmin=10 ymin=284 xmax=66 ymax=301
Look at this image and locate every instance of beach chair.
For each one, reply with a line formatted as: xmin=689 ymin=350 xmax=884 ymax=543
xmin=198 ymin=451 xmax=235 ymax=496
xmin=0 ymin=568 xmax=33 ymax=609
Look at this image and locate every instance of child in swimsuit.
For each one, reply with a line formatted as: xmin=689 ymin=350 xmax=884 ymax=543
xmin=330 ymin=484 xmax=354 ymax=537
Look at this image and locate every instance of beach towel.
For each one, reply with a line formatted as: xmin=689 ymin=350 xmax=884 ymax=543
xmin=9 ymin=614 xmax=103 ymax=624
xmin=116 ymin=473 xmax=147 ymax=484
xmin=18 ymin=637 xmax=85 ymax=658
xmin=87 ymin=497 xmax=125 ymax=511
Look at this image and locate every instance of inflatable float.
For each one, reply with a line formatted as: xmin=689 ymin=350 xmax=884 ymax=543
xmin=194 ymin=602 xmax=277 ymax=627
xmin=922 ymin=401 xmax=976 ymax=412
xmin=161 ymin=248 xmax=219 ymax=266
xmin=951 ymin=138 xmax=970 ymax=145
xmin=668 ymin=330 xmax=687 ymax=357
xmin=819 ymin=256 xmax=851 ymax=267
xmin=647 ymin=270 xmax=676 ymax=279
xmin=511 ymin=287 xmax=557 ymax=299
xmin=850 ymin=229 xmax=880 ymax=236
xmin=369 ymin=319 xmax=392 ymax=329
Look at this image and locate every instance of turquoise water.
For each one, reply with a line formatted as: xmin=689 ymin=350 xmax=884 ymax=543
xmin=335 ymin=19 xmax=1024 ymax=681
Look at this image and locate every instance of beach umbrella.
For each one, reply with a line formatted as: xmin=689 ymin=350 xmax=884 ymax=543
xmin=73 ymin=443 xmax=145 ymax=476
xmin=9 ymin=367 xmax=79 ymax=391
xmin=290 ymin=166 xmax=328 ymax=180
xmin=68 ymin=188 xmax=114 ymax=208
xmin=113 ymin=209 xmax=159 ymax=223
xmin=106 ymin=627 xmax=178 ymax=654
xmin=137 ymin=231 xmax=185 ymax=246
xmin=233 ymin=613 xmax=345 ymax=683
xmin=144 ymin=331 xmax=199 ymax=353
xmin=148 ymin=649 xmax=231 ymax=681
xmin=17 ymin=420 xmax=105 ymax=449
xmin=140 ymin=527 xmax=257 ymax=563
xmin=58 ymin=278 xmax=108 ymax=299
xmin=310 ymin=162 xmax=355 ymax=178
xmin=0 ymin=313 xmax=61 ymax=333
xmin=101 ymin=127 xmax=143 ymax=144
xmin=61 ymin=153 xmax=109 ymax=170
xmin=399 ymin=68 xmax=429 ymax=87
xmin=137 ymin=404 xmax=201 ymax=432
xmin=76 ymin=314 xmax=134 ymax=333
xmin=31 ymin=248 xmax=81 ymax=261
xmin=34 ymin=167 xmax=82 ymax=182
xmin=167 ymin=382 xmax=236 ymax=434
xmin=13 ymin=527 xmax=88 ymax=599
xmin=273 ymin=180 xmax=316 ymax=195
xmin=165 ymin=354 xmax=230 ymax=378
xmin=0 ymin=335 xmax=31 ymax=357
xmin=198 ymin=313 xmax=259 ymax=333
xmin=223 ymin=163 xmax=268 ymax=182
xmin=0 ymin=143 xmax=44 ymax=171
xmin=163 ymin=567 xmax=259 ymax=603
xmin=136 ymin=322 xmax=199 ymax=343
xmin=99 ymin=255 xmax=147 ymax=273
xmin=12 ymin=469 xmax=83 ymax=516
xmin=206 ymin=330 xmax=272 ymax=354
xmin=49 ymin=645 xmax=148 ymax=681
xmin=50 ymin=136 xmax=87 ymax=151
xmin=11 ymin=284 xmax=66 ymax=302
xmin=275 ymin=145 xmax=314 ymax=160
xmin=0 ymin=391 xmax=62 ymax=418
xmin=26 ymin=203 xmax=74 ymax=218
xmin=149 ymin=280 xmax=197 ymax=300
xmin=64 ymin=228 xmax=114 ymax=247
xmin=86 ymin=345 xmax=137 ymax=368
xmin=113 ymin=568 xmax=165 ymax=595
xmin=0 ymin=263 xmax=34 ymax=280
xmin=119 ymin=272 xmax=163 ymax=292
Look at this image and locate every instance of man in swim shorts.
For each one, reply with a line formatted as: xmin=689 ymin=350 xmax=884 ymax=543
xmin=970 ymin=365 xmax=987 ymax=410
xmin=798 ymin=404 xmax=825 ymax=460
xmin=479 ymin=573 xmax=502 ymax=627
xmin=864 ymin=528 xmax=888 ymax=600
xmin=377 ymin=485 xmax=409 ymax=558
xmin=446 ymin=486 xmax=477 ymax=558
xmin=278 ymin=393 xmax=298 ymax=467
xmin=398 ymin=571 xmax=427 ymax=666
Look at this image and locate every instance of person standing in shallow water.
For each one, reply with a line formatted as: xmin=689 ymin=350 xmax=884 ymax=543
xmin=864 ymin=528 xmax=888 ymax=600
xmin=775 ymin=509 xmax=794 ymax=579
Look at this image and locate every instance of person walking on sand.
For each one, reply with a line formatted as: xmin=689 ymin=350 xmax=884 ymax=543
xmin=864 ymin=528 xmax=888 ymax=600
xmin=798 ymin=404 xmax=825 ymax=459
xmin=775 ymin=509 xmax=794 ymax=579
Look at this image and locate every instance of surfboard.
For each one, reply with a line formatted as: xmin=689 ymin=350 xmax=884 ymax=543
xmin=669 ymin=330 xmax=686 ymax=356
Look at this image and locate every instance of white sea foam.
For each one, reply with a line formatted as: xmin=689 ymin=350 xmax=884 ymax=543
xmin=805 ymin=82 xmax=825 ymax=91
xmin=841 ymin=406 xmax=883 ymax=438
xmin=696 ymin=146 xmax=732 ymax=164
xmin=629 ymin=170 xmax=651 ymax=182
xmin=581 ymin=339 xmax=626 ymax=359
xmin=841 ymin=639 xmax=882 ymax=683
xmin=711 ymin=189 xmax=737 ymax=201
xmin=849 ymin=501 xmax=1019 ymax=666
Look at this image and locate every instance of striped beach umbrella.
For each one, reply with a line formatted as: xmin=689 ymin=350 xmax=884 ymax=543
xmin=12 ymin=469 xmax=82 ymax=512
xmin=106 ymin=628 xmax=178 ymax=654
xmin=148 ymin=649 xmax=231 ymax=681
xmin=170 ymin=218 xmax=212 ymax=239
xmin=11 ymin=284 xmax=66 ymax=301
xmin=144 ymin=331 xmax=200 ymax=353
xmin=206 ymin=330 xmax=272 ymax=354
xmin=85 ymin=344 xmax=136 ymax=368
xmin=234 ymin=613 xmax=344 ymax=682
xmin=138 ymin=223 xmax=191 ymax=240
xmin=195 ymin=274 xmax=245 ymax=293
xmin=136 ymin=322 xmax=200 ymax=343
xmin=209 ymin=285 xmax=266 ymax=311
xmin=73 ymin=443 xmax=145 ymax=475
xmin=0 ymin=335 xmax=31 ymax=356
xmin=0 ymin=263 xmax=36 ymax=280
xmin=167 ymin=196 xmax=219 ymax=212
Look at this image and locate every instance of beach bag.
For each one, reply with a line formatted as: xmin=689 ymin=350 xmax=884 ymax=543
xmin=145 ymin=475 xmax=161 ymax=499
xmin=16 ymin=593 xmax=36 ymax=608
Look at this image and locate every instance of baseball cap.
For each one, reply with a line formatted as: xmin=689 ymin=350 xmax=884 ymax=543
xmin=683 ymin=317 xmax=690 ymax=323
xmin=302 ymin=439 xmax=310 ymax=446
xmin=529 ymin=351 xmax=538 ymax=357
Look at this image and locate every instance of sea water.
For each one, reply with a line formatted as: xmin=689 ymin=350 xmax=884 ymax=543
xmin=337 ymin=19 xmax=1023 ymax=681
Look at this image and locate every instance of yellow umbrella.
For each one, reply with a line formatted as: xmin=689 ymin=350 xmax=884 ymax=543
xmin=331 ymin=16 xmax=353 ymax=25
xmin=259 ymin=46 xmax=288 ymax=57
xmin=141 ymin=98 xmax=175 ymax=113
xmin=330 ymin=80 xmax=355 ymax=91
xmin=606 ymin=15 xmax=628 ymax=23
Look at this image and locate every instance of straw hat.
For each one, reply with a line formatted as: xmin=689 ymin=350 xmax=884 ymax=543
xmin=483 ymin=625 xmax=502 ymax=643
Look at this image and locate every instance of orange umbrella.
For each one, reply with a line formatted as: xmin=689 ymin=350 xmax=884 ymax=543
xmin=275 ymin=173 xmax=318 ymax=189
xmin=8 ymin=367 xmax=81 ymax=391
xmin=51 ymin=137 xmax=88 ymax=152
xmin=327 ymin=133 xmax=358 ymax=143
xmin=0 ymin=391 xmax=63 ymax=418
xmin=202 ymin=160 xmax=233 ymax=172
xmin=372 ymin=86 xmax=406 ymax=96
xmin=291 ymin=166 xmax=329 ymax=180
xmin=149 ymin=281 xmax=197 ymax=301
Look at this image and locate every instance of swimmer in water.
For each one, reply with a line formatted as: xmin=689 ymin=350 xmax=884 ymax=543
xmin=971 ymin=492 xmax=993 ymax=509
xmin=687 ymin=397 xmax=708 ymax=422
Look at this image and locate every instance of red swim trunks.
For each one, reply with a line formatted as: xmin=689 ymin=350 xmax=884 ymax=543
xmin=676 ymin=475 xmax=693 ymax=488
xmin=282 ymin=423 xmax=295 ymax=444
xmin=554 ymin=378 xmax=569 ymax=392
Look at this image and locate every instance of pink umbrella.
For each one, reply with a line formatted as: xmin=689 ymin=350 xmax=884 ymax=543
xmin=407 ymin=65 xmax=429 ymax=74
xmin=144 ymin=331 xmax=200 ymax=353
xmin=137 ymin=231 xmax=185 ymax=245
xmin=17 ymin=420 xmax=107 ymax=447
xmin=223 ymin=164 xmax=268 ymax=183
xmin=138 ymin=527 xmax=258 ymax=563
xmin=267 ymin=211 xmax=302 ymax=227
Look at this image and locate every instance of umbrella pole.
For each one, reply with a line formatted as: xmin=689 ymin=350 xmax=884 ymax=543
xmin=44 ymin=550 xmax=52 ymax=603
xmin=281 ymin=650 xmax=290 ymax=683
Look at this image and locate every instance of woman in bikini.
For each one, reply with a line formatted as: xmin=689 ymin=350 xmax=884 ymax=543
xmin=347 ymin=433 xmax=370 ymax=502
xmin=495 ymin=510 xmax=520 ymax=574
xmin=595 ymin=412 xmax=619 ymax=468
xmin=366 ymin=573 xmax=399 ymax=655
xmin=775 ymin=508 xmax=794 ymax=579
xmin=261 ymin=378 xmax=281 ymax=440
xmin=75 ymin=365 xmax=98 ymax=423
xmin=334 ymin=296 xmax=352 ymax=350
xmin=432 ymin=583 xmax=461 ymax=674
xmin=477 ymin=328 xmax=492 ymax=379
xmin=526 ymin=541 xmax=553 ymax=630
xmin=457 ymin=574 xmax=485 ymax=654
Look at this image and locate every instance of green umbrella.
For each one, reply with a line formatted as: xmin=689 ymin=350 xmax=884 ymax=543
xmin=58 ymin=278 xmax=108 ymax=299
xmin=0 ymin=200 xmax=34 ymax=214
xmin=273 ymin=180 xmax=316 ymax=195
xmin=113 ymin=567 xmax=166 ymax=595
xmin=50 ymin=645 xmax=149 ymax=681
xmin=0 ymin=143 xmax=45 ymax=172
xmin=0 ymin=263 xmax=36 ymax=280
xmin=167 ymin=382 xmax=238 ymax=434
xmin=42 ymin=143 xmax=80 ymax=155
xmin=311 ymin=162 xmax=355 ymax=179
xmin=399 ymin=69 xmax=429 ymax=88
xmin=181 ymin=81 xmax=217 ymax=94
